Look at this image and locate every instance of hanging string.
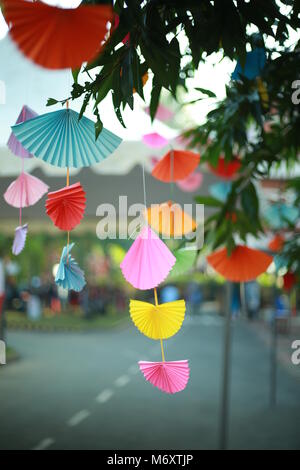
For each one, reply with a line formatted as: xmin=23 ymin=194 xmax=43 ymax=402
xmin=66 ymin=100 xmax=70 ymax=262
xmin=142 ymin=158 xmax=147 ymax=209
xmin=154 ymin=287 xmax=165 ymax=362
xmin=170 ymin=146 xmax=174 ymax=201
xmin=19 ymin=157 xmax=24 ymax=226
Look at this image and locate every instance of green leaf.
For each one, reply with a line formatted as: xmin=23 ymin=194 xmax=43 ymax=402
xmin=240 ymin=182 xmax=259 ymax=221
xmin=195 ymin=87 xmax=217 ymax=98
xmin=194 ymin=196 xmax=223 ymax=207
xmin=46 ymin=98 xmax=59 ymax=107
xmin=72 ymin=68 xmax=81 ymax=84
xmin=149 ymin=78 xmax=162 ymax=122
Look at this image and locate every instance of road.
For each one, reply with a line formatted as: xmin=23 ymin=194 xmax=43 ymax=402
xmin=0 ymin=314 xmax=300 ymax=450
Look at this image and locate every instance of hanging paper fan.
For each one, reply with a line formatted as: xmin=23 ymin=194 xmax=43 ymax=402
xmin=144 ymin=104 xmax=174 ymax=122
xmin=207 ymin=245 xmax=273 ymax=282
xmin=146 ymin=201 xmax=196 ymax=237
xmin=120 ymin=226 xmax=176 ymax=290
xmin=46 ymin=182 xmax=86 ymax=231
xmin=264 ymin=203 xmax=298 ymax=230
xmin=283 ymin=272 xmax=297 ymax=291
xmin=208 ymin=156 xmax=241 ymax=180
xmin=4 ymin=172 xmax=49 ymax=208
xmin=139 ymin=360 xmax=190 ymax=394
xmin=130 ymin=299 xmax=185 ymax=340
xmin=176 ymin=171 xmax=203 ymax=192
xmin=142 ymin=133 xmax=168 ymax=149
xmin=210 ymin=181 xmax=232 ymax=202
xmin=268 ymin=234 xmax=284 ymax=252
xmin=11 ymin=109 xmax=122 ymax=169
xmin=152 ymin=150 xmax=200 ymax=182
xmin=12 ymin=224 xmax=28 ymax=256
xmin=55 ymin=243 xmax=86 ymax=292
xmin=2 ymin=0 xmax=113 ymax=70
xmin=7 ymin=105 xmax=38 ymax=158
xmin=167 ymin=249 xmax=197 ymax=281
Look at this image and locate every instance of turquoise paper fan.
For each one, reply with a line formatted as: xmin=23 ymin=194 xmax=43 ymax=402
xmin=11 ymin=109 xmax=122 ymax=168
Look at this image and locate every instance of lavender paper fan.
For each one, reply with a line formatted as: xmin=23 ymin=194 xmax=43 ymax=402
xmin=12 ymin=224 xmax=28 ymax=255
xmin=7 ymin=105 xmax=38 ymax=158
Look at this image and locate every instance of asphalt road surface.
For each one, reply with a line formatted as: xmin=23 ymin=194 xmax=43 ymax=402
xmin=0 ymin=314 xmax=300 ymax=450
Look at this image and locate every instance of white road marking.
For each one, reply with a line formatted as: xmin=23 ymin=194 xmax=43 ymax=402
xmin=114 ymin=374 xmax=130 ymax=387
xmin=32 ymin=438 xmax=55 ymax=450
xmin=67 ymin=409 xmax=91 ymax=427
xmin=96 ymin=388 xmax=114 ymax=404
xmin=128 ymin=364 xmax=139 ymax=375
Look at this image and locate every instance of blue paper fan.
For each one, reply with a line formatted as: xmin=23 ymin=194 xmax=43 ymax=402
xmin=265 ymin=203 xmax=298 ymax=230
xmin=232 ymin=48 xmax=266 ymax=81
xmin=11 ymin=109 xmax=122 ymax=168
xmin=210 ymin=181 xmax=232 ymax=202
xmin=55 ymin=243 xmax=86 ymax=292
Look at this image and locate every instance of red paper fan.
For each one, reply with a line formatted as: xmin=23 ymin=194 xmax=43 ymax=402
xmin=2 ymin=0 xmax=112 ymax=69
xmin=208 ymin=156 xmax=241 ymax=180
xmin=46 ymin=182 xmax=86 ymax=231
xmin=207 ymin=245 xmax=273 ymax=282
xmin=283 ymin=272 xmax=297 ymax=291
xmin=268 ymin=234 xmax=284 ymax=252
xmin=152 ymin=150 xmax=200 ymax=182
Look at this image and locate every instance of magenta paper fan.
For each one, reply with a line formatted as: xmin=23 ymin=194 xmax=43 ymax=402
xmin=176 ymin=171 xmax=203 ymax=192
xmin=7 ymin=105 xmax=38 ymax=158
xmin=4 ymin=172 xmax=49 ymax=208
xmin=142 ymin=133 xmax=168 ymax=149
xmin=120 ymin=226 xmax=176 ymax=290
xmin=139 ymin=360 xmax=190 ymax=394
xmin=12 ymin=224 xmax=28 ymax=255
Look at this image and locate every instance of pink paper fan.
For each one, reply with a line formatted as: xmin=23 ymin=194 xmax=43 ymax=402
xmin=176 ymin=171 xmax=203 ymax=192
xmin=4 ymin=172 xmax=49 ymax=208
xmin=139 ymin=360 xmax=190 ymax=394
xmin=120 ymin=226 xmax=176 ymax=290
xmin=142 ymin=133 xmax=168 ymax=149
xmin=144 ymin=104 xmax=174 ymax=122
xmin=7 ymin=105 xmax=38 ymax=158
xmin=12 ymin=224 xmax=28 ymax=255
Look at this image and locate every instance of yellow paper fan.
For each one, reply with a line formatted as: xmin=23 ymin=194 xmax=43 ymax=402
xmin=129 ymin=299 xmax=185 ymax=340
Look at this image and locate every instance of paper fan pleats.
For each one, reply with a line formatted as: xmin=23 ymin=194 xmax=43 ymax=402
xmin=2 ymin=0 xmax=113 ymax=70
xmin=208 ymin=156 xmax=241 ymax=180
xmin=130 ymin=299 xmax=185 ymax=339
xmin=120 ymin=226 xmax=176 ymax=290
xmin=167 ymin=249 xmax=197 ymax=281
xmin=152 ymin=150 xmax=200 ymax=182
xmin=207 ymin=245 xmax=273 ymax=282
xmin=46 ymin=182 xmax=86 ymax=231
xmin=139 ymin=360 xmax=190 ymax=394
xmin=7 ymin=105 xmax=38 ymax=158
xmin=11 ymin=109 xmax=122 ymax=169
xmin=12 ymin=224 xmax=28 ymax=256
xmin=55 ymin=243 xmax=86 ymax=292
xmin=4 ymin=172 xmax=49 ymax=208
xmin=142 ymin=133 xmax=168 ymax=148
xmin=146 ymin=201 xmax=196 ymax=237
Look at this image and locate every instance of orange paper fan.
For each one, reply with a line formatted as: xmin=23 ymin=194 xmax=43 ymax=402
xmin=2 ymin=0 xmax=112 ymax=70
xmin=268 ymin=234 xmax=284 ymax=252
xmin=146 ymin=201 xmax=196 ymax=237
xmin=207 ymin=245 xmax=273 ymax=282
xmin=46 ymin=182 xmax=86 ymax=231
xmin=152 ymin=150 xmax=200 ymax=182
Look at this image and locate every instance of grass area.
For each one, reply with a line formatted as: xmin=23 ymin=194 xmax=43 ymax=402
xmin=6 ymin=310 xmax=129 ymax=332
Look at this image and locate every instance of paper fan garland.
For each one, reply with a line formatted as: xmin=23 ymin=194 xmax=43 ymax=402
xmin=55 ymin=243 xmax=86 ymax=292
xmin=210 ymin=181 xmax=232 ymax=202
xmin=142 ymin=133 xmax=168 ymax=149
xmin=176 ymin=172 xmax=203 ymax=192
xmin=4 ymin=172 xmax=49 ymax=208
xmin=12 ymin=224 xmax=28 ymax=256
xmin=7 ymin=105 xmax=38 ymax=158
xmin=208 ymin=156 xmax=241 ymax=180
xmin=146 ymin=201 xmax=196 ymax=237
xmin=120 ymin=226 xmax=176 ymax=290
xmin=152 ymin=150 xmax=200 ymax=182
xmin=207 ymin=245 xmax=273 ymax=282
xmin=11 ymin=108 xmax=122 ymax=169
xmin=130 ymin=299 xmax=185 ymax=340
xmin=2 ymin=0 xmax=113 ymax=70
xmin=46 ymin=182 xmax=86 ymax=231
xmin=139 ymin=360 xmax=190 ymax=394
